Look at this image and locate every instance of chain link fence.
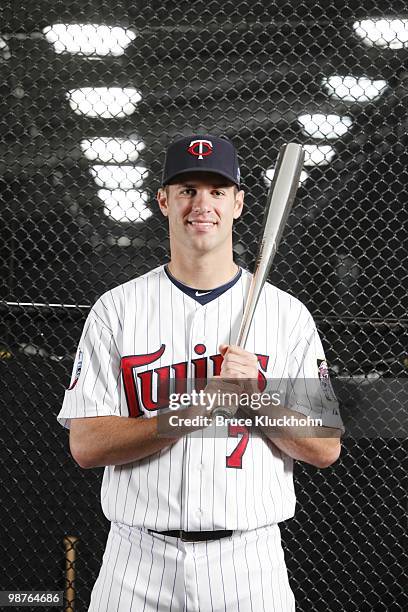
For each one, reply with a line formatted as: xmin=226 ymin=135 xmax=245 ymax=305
xmin=0 ymin=1 xmax=407 ymax=610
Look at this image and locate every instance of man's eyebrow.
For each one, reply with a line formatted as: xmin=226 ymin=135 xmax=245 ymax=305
xmin=176 ymin=182 xmax=230 ymax=188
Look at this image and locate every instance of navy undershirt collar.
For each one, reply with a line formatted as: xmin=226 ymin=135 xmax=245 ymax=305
xmin=164 ymin=265 xmax=242 ymax=305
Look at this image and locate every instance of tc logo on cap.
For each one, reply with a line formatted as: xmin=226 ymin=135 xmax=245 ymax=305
xmin=188 ymin=139 xmax=213 ymax=160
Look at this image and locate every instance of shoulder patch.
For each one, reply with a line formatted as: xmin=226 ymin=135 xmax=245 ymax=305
xmin=317 ymin=359 xmax=336 ymax=402
xmin=68 ymin=349 xmax=83 ymax=390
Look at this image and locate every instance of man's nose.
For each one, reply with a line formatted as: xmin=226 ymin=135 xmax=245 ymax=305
xmin=191 ymin=190 xmax=212 ymax=213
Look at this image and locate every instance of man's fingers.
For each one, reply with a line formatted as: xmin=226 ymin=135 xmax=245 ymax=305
xmin=221 ymin=367 xmax=248 ymax=378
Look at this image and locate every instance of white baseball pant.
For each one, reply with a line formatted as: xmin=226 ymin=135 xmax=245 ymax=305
xmin=88 ymin=521 xmax=295 ymax=611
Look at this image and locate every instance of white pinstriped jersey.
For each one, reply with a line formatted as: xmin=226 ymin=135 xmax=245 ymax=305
xmin=57 ymin=265 xmax=343 ymax=532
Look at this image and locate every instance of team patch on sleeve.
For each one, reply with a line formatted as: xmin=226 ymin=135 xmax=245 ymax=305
xmin=68 ymin=349 xmax=83 ymax=390
xmin=317 ymin=359 xmax=336 ymax=401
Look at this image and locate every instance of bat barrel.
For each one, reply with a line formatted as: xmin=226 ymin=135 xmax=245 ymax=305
xmin=236 ymin=143 xmax=305 ymax=348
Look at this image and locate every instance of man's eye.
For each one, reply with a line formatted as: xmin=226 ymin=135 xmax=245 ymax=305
xmin=213 ymin=190 xmax=225 ymax=196
xmin=181 ymin=188 xmax=195 ymax=195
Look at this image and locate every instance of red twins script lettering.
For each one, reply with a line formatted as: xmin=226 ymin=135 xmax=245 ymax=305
xmin=121 ymin=345 xmax=269 ymax=418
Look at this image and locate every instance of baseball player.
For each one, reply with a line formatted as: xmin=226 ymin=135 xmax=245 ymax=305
xmin=57 ymin=134 xmax=344 ymax=611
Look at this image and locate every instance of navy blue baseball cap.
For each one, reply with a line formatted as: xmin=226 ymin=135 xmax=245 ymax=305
xmin=162 ymin=134 xmax=241 ymax=187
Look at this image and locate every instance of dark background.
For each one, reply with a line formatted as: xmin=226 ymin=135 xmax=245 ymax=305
xmin=0 ymin=1 xmax=406 ymax=610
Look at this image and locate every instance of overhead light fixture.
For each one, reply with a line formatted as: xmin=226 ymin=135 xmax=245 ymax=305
xmin=303 ymin=145 xmax=336 ymax=166
xmin=67 ymin=87 xmax=142 ymax=118
xmin=90 ymin=165 xmax=147 ymax=189
xmin=43 ymin=24 xmax=136 ymax=57
xmin=98 ymin=189 xmax=152 ymax=222
xmin=353 ymin=18 xmax=408 ymax=49
xmin=80 ymin=137 xmax=145 ymax=163
xmin=298 ymin=113 xmax=352 ymax=139
xmin=322 ymin=75 xmax=387 ymax=102
xmin=0 ymin=36 xmax=11 ymax=61
xmin=264 ymin=167 xmax=309 ymax=186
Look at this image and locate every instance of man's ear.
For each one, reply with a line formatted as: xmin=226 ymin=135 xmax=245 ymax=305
xmin=157 ymin=187 xmax=168 ymax=217
xmin=233 ymin=189 xmax=244 ymax=220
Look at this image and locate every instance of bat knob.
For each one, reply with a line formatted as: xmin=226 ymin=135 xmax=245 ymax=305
xmin=211 ymin=407 xmax=234 ymax=421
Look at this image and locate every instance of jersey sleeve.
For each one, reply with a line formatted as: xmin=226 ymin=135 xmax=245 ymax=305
xmin=57 ymin=308 xmax=121 ymax=429
xmin=285 ymin=304 xmax=345 ymax=432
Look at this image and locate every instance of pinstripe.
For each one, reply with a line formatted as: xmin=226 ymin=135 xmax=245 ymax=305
xmin=154 ymin=450 xmax=161 ymax=530
xmin=121 ymin=284 xmax=126 ymax=336
xmin=155 ymin=538 xmax=167 ymax=612
xmin=142 ymin=535 xmax=156 ymax=612
xmin=115 ymin=529 xmax=133 ymax=611
xmin=119 ymin=462 xmax=133 ymax=523
xmin=198 ymin=430 xmax=204 ymax=532
xmin=153 ymin=272 xmax=161 ymax=528
xmin=105 ymin=526 xmax=124 ymax=611
xmin=211 ymin=419 xmax=217 ymax=528
xmin=218 ymin=538 xmax=228 ymax=612
xmin=292 ymin=354 xmax=313 ymax=412
xmin=90 ymin=308 xmax=110 ymax=332
xmin=80 ymin=318 xmax=97 ymax=415
xmin=113 ymin=465 xmax=123 ymax=522
xmin=101 ymin=466 xmax=111 ymax=505
xmin=95 ymin=525 xmax=116 ymax=611
xmin=205 ymin=540 xmax=215 ymax=611
xmin=185 ymin=432 xmax=192 ymax=532
xmin=264 ymin=527 xmax=278 ymax=612
xmin=255 ymin=530 xmax=266 ymax=611
xmin=91 ymin=303 xmax=121 ymax=356
xmin=192 ymin=542 xmax=201 ymax=611
xmin=142 ymin=458 xmax=152 ymax=526
xmin=231 ymin=537 xmax=241 ymax=612
xmin=129 ymin=450 xmax=141 ymax=526
xmin=243 ymin=531 xmax=254 ymax=611
xmin=101 ymin=334 xmax=115 ymax=412
xmin=109 ymin=289 xmax=123 ymax=332
xmin=179 ymin=289 xmax=188 ymax=531
xmin=169 ymin=547 xmax=181 ymax=611
xmin=182 ymin=547 xmax=188 ymax=612
xmin=129 ymin=529 xmax=144 ymax=611
xmin=98 ymin=297 xmax=109 ymax=313
xmin=272 ymin=526 xmax=285 ymax=611
xmin=88 ymin=323 xmax=103 ymax=412
xmin=164 ymin=277 xmax=175 ymax=531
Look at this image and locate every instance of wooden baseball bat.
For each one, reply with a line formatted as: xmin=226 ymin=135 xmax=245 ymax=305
xmin=212 ymin=143 xmax=305 ymax=419
xmin=64 ymin=535 xmax=79 ymax=612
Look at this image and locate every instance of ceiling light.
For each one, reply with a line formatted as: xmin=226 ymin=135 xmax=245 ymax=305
xmin=98 ymin=189 xmax=152 ymax=222
xmin=90 ymin=165 xmax=147 ymax=189
xmin=353 ymin=18 xmax=408 ymax=49
xmin=322 ymin=75 xmax=387 ymax=102
xmin=43 ymin=24 xmax=136 ymax=56
xmin=303 ymin=145 xmax=336 ymax=166
xmin=67 ymin=87 xmax=141 ymax=118
xmin=0 ymin=36 xmax=11 ymax=61
xmin=81 ymin=138 xmax=145 ymax=163
xmin=298 ymin=113 xmax=352 ymax=139
xmin=264 ymin=167 xmax=309 ymax=186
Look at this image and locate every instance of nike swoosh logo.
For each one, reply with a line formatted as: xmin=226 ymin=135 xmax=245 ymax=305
xmin=195 ymin=290 xmax=212 ymax=296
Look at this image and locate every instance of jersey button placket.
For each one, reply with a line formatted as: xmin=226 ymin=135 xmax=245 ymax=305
xmin=184 ymin=309 xmax=207 ymax=530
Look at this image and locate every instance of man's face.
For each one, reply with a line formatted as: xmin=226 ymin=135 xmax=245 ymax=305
xmin=157 ymin=172 xmax=244 ymax=255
